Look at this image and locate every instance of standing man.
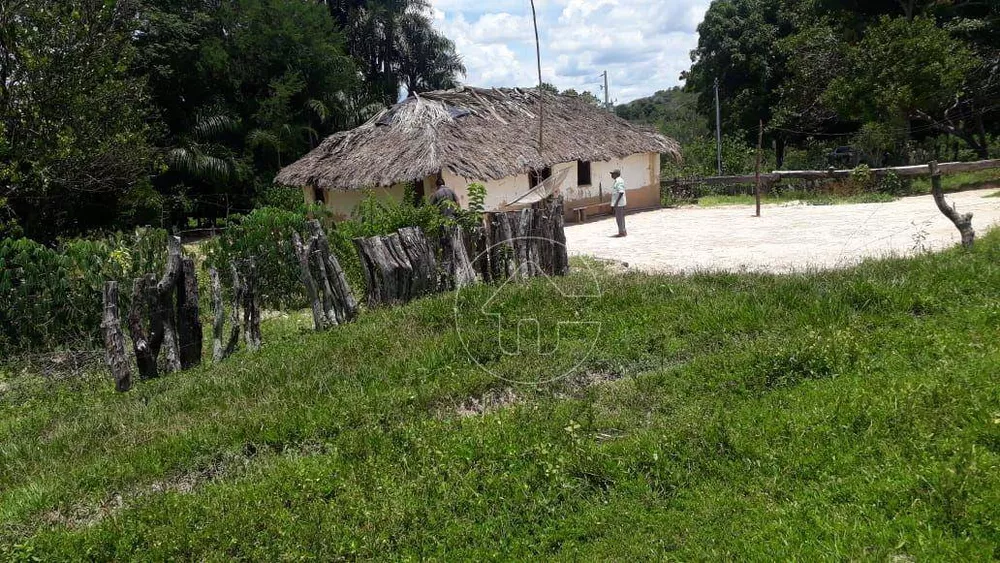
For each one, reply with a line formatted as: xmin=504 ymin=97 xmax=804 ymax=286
xmin=429 ymin=177 xmax=459 ymax=217
xmin=610 ymin=169 xmax=627 ymax=237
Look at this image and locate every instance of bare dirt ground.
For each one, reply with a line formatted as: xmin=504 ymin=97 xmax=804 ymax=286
xmin=565 ymin=188 xmax=1000 ymax=274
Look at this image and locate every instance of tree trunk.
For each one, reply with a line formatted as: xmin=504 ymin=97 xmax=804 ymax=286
xmin=550 ymin=196 xmax=569 ymax=276
xmin=210 ymin=268 xmax=225 ymax=363
xmin=103 ymin=282 xmax=132 ymax=393
xmin=442 ymin=225 xmax=478 ymax=290
xmin=156 ymin=236 xmax=183 ymax=374
xmin=127 ymin=276 xmax=157 ymax=380
xmin=353 ymin=235 xmax=414 ymax=307
xmin=397 ymin=226 xmax=437 ymax=297
xmin=774 ymin=136 xmax=786 ymax=169
xmin=242 ymin=259 xmax=262 ymax=351
xmin=224 ymin=263 xmax=243 ymax=359
xmin=293 ymin=231 xmax=326 ymax=331
xmin=177 ymin=257 xmax=203 ymax=369
xmin=307 ymin=220 xmax=358 ymax=325
xmin=929 ymin=161 xmax=975 ymax=249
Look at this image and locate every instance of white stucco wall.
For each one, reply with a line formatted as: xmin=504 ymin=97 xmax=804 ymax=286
xmin=304 ymin=183 xmax=408 ymax=220
xmin=305 ymin=152 xmax=662 ymax=217
xmin=444 ymin=153 xmax=657 ymax=210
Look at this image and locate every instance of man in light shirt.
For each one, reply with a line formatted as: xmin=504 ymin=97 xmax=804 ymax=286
xmin=610 ymin=169 xmax=627 ymax=237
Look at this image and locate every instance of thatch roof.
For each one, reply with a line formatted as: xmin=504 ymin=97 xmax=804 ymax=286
xmin=275 ymin=86 xmax=681 ymax=191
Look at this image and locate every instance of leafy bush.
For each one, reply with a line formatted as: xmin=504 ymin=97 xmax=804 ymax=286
xmin=203 ymin=207 xmax=312 ymax=310
xmin=0 ymin=229 xmax=168 ymax=354
xmin=203 ymin=191 xmax=463 ymax=311
xmin=875 ymin=171 xmax=911 ymax=196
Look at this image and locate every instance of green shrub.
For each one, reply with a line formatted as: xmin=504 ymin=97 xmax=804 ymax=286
xmin=0 ymin=229 xmax=168 ymax=354
xmin=203 ymin=207 xmax=311 ymax=310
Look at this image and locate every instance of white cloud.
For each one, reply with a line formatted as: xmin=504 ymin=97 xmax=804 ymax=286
xmin=430 ymin=0 xmax=709 ymax=103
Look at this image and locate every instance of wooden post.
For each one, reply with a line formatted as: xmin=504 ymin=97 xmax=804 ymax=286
xmin=102 ymin=282 xmax=132 ymax=393
xmin=307 ymin=220 xmax=358 ymax=325
xmin=177 ymin=258 xmax=203 ymax=369
xmin=156 ymin=236 xmax=183 ymax=373
xmin=292 ymin=231 xmax=326 ymax=331
xmin=443 ymin=225 xmax=478 ymax=289
xmin=353 ymin=235 xmax=413 ymax=307
xmin=210 ymin=268 xmax=225 ymax=363
xmin=127 ymin=276 xmax=157 ymax=380
xmin=397 ymin=227 xmax=438 ymax=297
xmin=929 ymin=161 xmax=975 ymax=249
xmin=242 ymin=258 xmax=262 ymax=351
xmin=223 ymin=263 xmax=243 ymax=358
xmin=755 ymin=120 xmax=763 ymax=218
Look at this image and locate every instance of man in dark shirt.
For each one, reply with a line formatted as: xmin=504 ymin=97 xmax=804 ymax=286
xmin=429 ymin=177 xmax=459 ymax=216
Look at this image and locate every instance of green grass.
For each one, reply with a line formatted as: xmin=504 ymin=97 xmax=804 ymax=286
xmin=697 ymin=191 xmax=896 ymax=207
xmin=3 ymin=234 xmax=1000 ymax=559
xmin=911 ymin=169 xmax=1000 ymax=194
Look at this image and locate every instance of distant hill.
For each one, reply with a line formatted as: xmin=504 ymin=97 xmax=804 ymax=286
xmin=616 ymin=87 xmax=707 ymax=146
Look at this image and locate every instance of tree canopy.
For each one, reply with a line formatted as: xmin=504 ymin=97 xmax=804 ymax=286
xmin=1 ymin=0 xmax=465 ymax=241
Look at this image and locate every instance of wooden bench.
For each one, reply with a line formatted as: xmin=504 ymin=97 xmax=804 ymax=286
xmin=572 ymin=202 xmax=612 ymax=223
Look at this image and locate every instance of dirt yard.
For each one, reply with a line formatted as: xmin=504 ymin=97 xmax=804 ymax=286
xmin=565 ymin=188 xmax=1000 ymax=274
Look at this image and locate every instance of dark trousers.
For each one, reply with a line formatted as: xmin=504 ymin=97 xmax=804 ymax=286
xmin=614 ymin=205 xmax=626 ymax=235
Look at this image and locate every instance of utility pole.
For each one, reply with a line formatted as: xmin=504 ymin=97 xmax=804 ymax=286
xmin=531 ymin=0 xmax=543 ymax=155
xmin=755 ymin=119 xmax=763 ymax=218
xmin=714 ymin=77 xmax=723 ymax=176
xmin=601 ymin=71 xmax=610 ymax=111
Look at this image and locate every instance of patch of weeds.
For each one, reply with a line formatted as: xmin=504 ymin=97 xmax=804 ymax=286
xmin=746 ymin=329 xmax=862 ymax=391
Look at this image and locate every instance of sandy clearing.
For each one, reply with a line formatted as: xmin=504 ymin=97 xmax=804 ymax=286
xmin=565 ymin=188 xmax=1000 ymax=274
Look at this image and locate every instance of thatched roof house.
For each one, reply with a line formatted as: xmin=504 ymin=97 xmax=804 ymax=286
xmin=276 ymin=86 xmax=681 ymax=220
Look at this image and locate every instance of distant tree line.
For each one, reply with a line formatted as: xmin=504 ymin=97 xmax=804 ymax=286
xmin=618 ymin=0 xmax=999 ymax=175
xmin=0 ymin=0 xmax=464 ymax=242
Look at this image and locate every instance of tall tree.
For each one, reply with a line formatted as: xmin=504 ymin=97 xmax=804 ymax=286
xmin=326 ymin=0 xmax=465 ymax=105
xmin=0 ymin=0 xmax=156 ymax=241
xmin=134 ymin=0 xmax=361 ymax=224
xmin=685 ymin=0 xmax=802 ymax=164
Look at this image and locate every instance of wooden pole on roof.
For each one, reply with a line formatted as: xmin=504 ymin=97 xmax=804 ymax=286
xmin=530 ymin=0 xmax=543 ymax=156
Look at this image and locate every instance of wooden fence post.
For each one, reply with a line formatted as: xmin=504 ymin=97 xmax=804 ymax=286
xmin=398 ymin=227 xmax=438 ymax=297
xmin=443 ymin=225 xmax=478 ymax=289
xmin=755 ymin=120 xmax=763 ymax=218
xmin=242 ymin=258 xmax=262 ymax=351
xmin=177 ymin=257 xmax=203 ymax=369
xmin=210 ymin=268 xmax=225 ymax=363
xmin=307 ymin=220 xmax=358 ymax=325
xmin=127 ymin=275 xmax=157 ymax=380
xmin=155 ymin=236 xmax=183 ymax=373
xmin=929 ymin=161 xmax=975 ymax=249
xmin=102 ymin=282 xmax=132 ymax=392
xmin=292 ymin=231 xmax=326 ymax=331
xmin=223 ymin=263 xmax=243 ymax=358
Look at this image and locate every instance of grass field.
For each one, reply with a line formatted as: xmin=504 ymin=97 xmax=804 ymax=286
xmin=697 ymin=191 xmax=895 ymax=207
xmin=911 ymin=169 xmax=1000 ymax=194
xmin=2 ymin=233 xmax=999 ymax=559
xmin=693 ymin=168 xmax=1000 ymax=208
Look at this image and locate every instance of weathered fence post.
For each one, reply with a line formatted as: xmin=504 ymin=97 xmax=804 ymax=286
xmin=177 ymin=257 xmax=203 ymax=369
xmin=292 ymin=231 xmax=326 ymax=331
xmin=156 ymin=236 xmax=183 ymax=373
xmin=224 ymin=263 xmax=243 ymax=358
xmin=127 ymin=275 xmax=157 ymax=380
xmin=929 ymin=161 xmax=975 ymax=249
xmin=307 ymin=220 xmax=359 ymax=325
xmin=442 ymin=225 xmax=478 ymax=289
xmin=398 ymin=227 xmax=438 ymax=297
xmin=242 ymin=258 xmax=262 ymax=351
xmin=102 ymin=282 xmax=132 ymax=393
xmin=210 ymin=268 xmax=225 ymax=363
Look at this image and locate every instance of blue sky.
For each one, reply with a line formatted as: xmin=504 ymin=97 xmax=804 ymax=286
xmin=429 ymin=0 xmax=709 ymax=103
